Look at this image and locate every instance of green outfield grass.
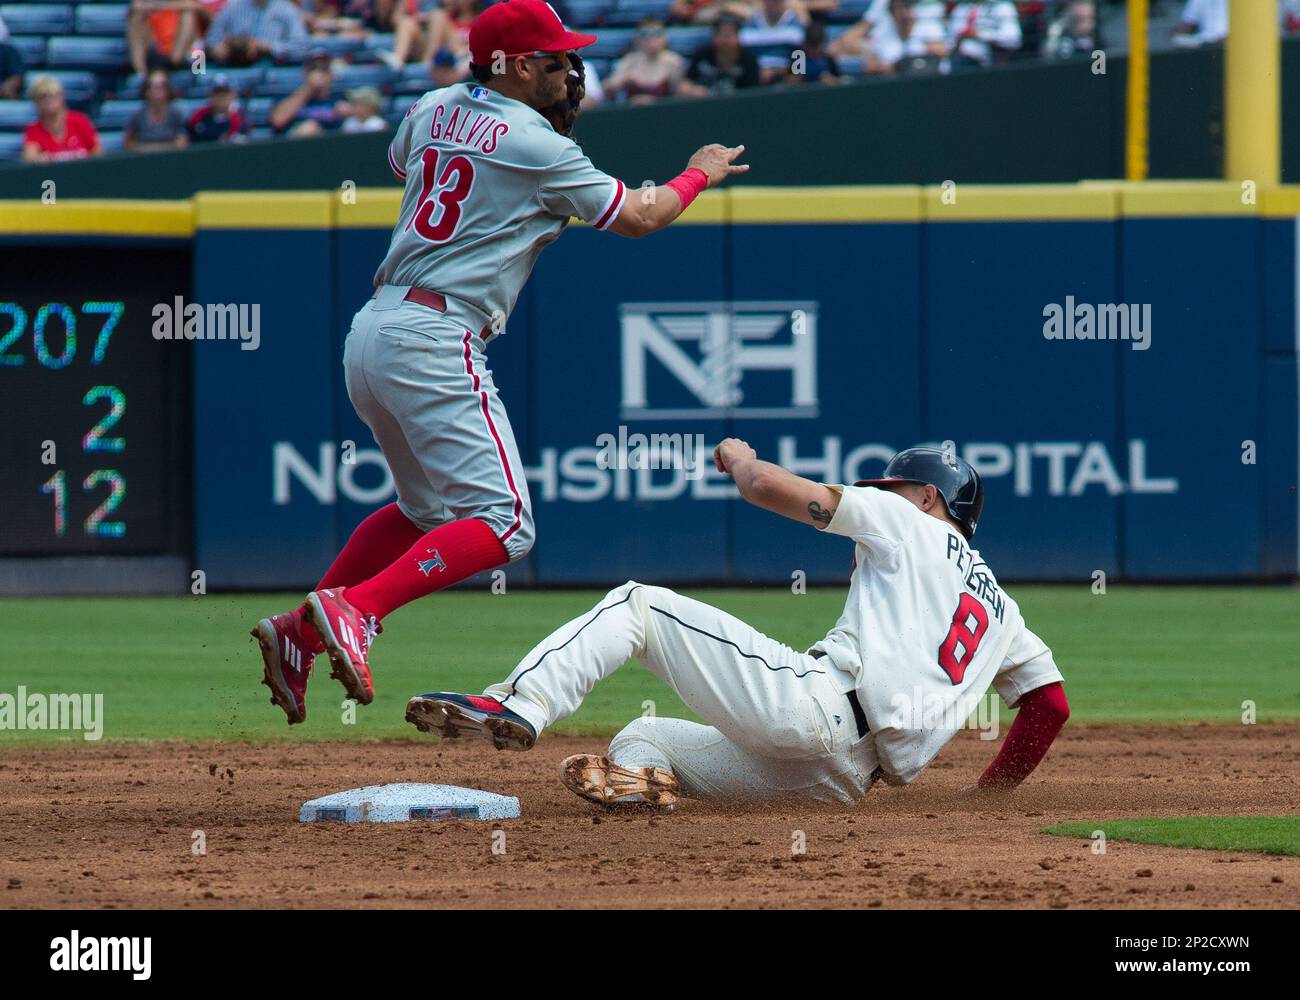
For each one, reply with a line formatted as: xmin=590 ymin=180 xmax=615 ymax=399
xmin=0 ymin=585 xmax=1296 ymax=744
xmin=1045 ymin=817 xmax=1300 ymax=857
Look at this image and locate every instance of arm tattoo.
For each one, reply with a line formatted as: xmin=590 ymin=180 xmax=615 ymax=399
xmin=807 ymin=501 xmax=833 ymax=528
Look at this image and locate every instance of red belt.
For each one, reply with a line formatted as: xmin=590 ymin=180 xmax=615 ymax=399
xmin=374 ymin=286 xmax=447 ymax=312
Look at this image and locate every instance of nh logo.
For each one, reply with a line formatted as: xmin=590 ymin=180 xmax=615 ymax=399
xmin=619 ymin=301 xmax=819 ymax=419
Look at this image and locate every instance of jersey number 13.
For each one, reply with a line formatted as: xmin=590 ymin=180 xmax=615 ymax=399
xmin=409 ymin=149 xmax=475 ymax=244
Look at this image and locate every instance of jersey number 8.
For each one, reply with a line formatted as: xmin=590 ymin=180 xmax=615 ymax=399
xmin=937 ymin=593 xmax=989 ymax=685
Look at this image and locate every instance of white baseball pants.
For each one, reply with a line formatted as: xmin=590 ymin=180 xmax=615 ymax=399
xmin=485 ymin=582 xmax=881 ymax=804
xmin=344 ymin=288 xmax=533 ymax=561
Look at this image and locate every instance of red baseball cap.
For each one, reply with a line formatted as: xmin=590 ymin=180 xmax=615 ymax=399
xmin=469 ymin=0 xmax=597 ymax=66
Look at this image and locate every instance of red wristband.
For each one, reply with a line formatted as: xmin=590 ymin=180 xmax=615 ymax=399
xmin=665 ymin=167 xmax=709 ymax=212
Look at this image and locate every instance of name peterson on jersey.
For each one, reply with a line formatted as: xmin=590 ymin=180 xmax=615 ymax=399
xmin=815 ymin=485 xmax=1063 ymax=783
xmin=376 ymin=83 xmax=627 ymax=328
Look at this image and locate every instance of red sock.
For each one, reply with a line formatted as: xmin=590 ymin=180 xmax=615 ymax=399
xmin=342 ymin=517 xmax=510 ymax=621
xmin=318 ymin=502 xmax=426 ymax=589
xmin=298 ymin=503 xmax=425 ymax=650
xmin=978 ymin=682 xmax=1070 ymax=789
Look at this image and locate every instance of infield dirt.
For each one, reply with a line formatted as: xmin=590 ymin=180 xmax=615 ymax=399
xmin=2 ymin=724 xmax=1296 ymax=909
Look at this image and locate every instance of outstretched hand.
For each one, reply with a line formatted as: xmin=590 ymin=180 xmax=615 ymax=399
xmin=688 ymin=144 xmax=749 ymax=188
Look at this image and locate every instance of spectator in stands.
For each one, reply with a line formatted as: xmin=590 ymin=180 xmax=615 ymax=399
xmin=125 ymin=69 xmax=190 ymax=151
xmin=830 ymin=0 xmax=946 ymax=74
xmin=21 ymin=76 xmax=103 ymax=163
xmin=786 ymin=20 xmax=839 ymax=84
xmin=581 ymin=58 xmax=606 ymax=106
xmin=680 ymin=15 xmax=761 ymax=96
xmin=430 ymin=45 xmax=463 ymax=86
xmin=0 ymin=14 xmax=23 ymax=101
xmin=604 ymin=19 xmax=687 ymax=104
xmin=947 ymin=0 xmax=1022 ymax=69
xmin=207 ymin=0 xmax=309 ymax=66
xmin=1172 ymin=0 xmax=1227 ymax=45
xmin=187 ymin=74 xmax=249 ymax=142
xmin=339 ymin=85 xmax=389 ymax=131
xmin=127 ymin=1 xmax=203 ymax=75
xmin=302 ymin=0 xmax=397 ymax=38
xmin=1043 ymin=0 xmax=1095 ymax=59
xmin=388 ymin=0 xmax=479 ymax=70
xmin=1286 ymin=1 xmax=1300 ymax=36
xmin=269 ymin=51 xmax=343 ymax=135
xmin=741 ymin=0 xmax=806 ymax=49
xmin=669 ymin=0 xmax=755 ymax=27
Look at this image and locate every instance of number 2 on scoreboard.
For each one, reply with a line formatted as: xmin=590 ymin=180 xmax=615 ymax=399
xmin=937 ymin=593 xmax=989 ymax=685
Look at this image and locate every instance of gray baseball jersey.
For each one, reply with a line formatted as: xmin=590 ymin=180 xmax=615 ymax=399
xmin=378 ymin=82 xmax=628 ymax=324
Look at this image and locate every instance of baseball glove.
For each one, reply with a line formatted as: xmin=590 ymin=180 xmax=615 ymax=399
xmin=541 ymin=51 xmax=586 ymax=138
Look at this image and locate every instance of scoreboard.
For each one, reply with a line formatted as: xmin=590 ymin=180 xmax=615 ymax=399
xmin=0 ymin=245 xmax=192 ymax=557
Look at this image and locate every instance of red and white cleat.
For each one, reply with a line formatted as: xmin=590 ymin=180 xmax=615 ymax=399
xmin=304 ymin=588 xmax=379 ymax=705
xmin=252 ymin=607 xmax=316 ymax=725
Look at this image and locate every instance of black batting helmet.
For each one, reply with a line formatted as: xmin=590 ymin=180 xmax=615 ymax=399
xmin=854 ymin=446 xmax=984 ymax=540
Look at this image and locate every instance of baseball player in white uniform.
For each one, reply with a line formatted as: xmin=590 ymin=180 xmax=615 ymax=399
xmin=252 ymin=0 xmax=748 ymax=724
xmin=406 ymin=442 xmax=1071 ymax=810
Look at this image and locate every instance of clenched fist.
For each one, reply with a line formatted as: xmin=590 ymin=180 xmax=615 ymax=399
xmin=713 ymin=437 xmax=757 ymax=475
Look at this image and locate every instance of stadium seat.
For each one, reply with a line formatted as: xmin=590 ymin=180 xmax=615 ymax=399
xmin=259 ymin=65 xmax=309 ymax=96
xmin=187 ymin=66 xmax=265 ymax=96
xmin=333 ymin=63 xmax=396 ymax=90
xmin=73 ymin=3 xmax=129 ymax=35
xmin=173 ymin=96 xmax=203 ymax=120
xmin=605 ymin=0 xmax=671 ymax=27
xmin=0 ymin=99 xmax=31 ymax=130
xmin=665 ymin=26 xmax=709 ymax=56
xmin=836 ymin=55 xmax=865 ymax=75
xmin=121 ymin=69 xmax=196 ymax=96
xmin=98 ymin=128 xmax=123 ymax=152
xmin=95 ymin=97 xmax=141 ymax=130
xmin=8 ymin=35 xmax=47 ymax=67
xmin=350 ymin=31 xmax=396 ymax=63
xmin=45 ymin=35 xmax=129 ymax=70
xmin=0 ymin=4 xmax=74 ymax=36
xmin=168 ymin=69 xmax=195 ymax=94
xmin=0 ymin=131 xmax=24 ymax=159
xmin=392 ymin=73 xmax=431 ymax=96
xmin=22 ymin=68 xmax=97 ymax=103
xmin=828 ymin=0 xmax=871 ymax=24
xmin=564 ymin=0 xmax=611 ymax=26
xmin=310 ymin=35 xmax=367 ymax=59
xmin=243 ymin=96 xmax=275 ymax=127
xmin=583 ymin=27 xmax=633 ymax=59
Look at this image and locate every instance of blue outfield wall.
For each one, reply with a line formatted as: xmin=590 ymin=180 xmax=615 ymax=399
xmin=189 ymin=184 xmax=1300 ymax=587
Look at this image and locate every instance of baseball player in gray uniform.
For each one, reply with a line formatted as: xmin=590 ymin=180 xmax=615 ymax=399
xmin=252 ymin=0 xmax=748 ymax=724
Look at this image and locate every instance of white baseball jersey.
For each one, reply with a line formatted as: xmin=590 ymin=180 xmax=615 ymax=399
xmin=378 ymin=82 xmax=628 ymax=325
xmin=816 ymin=485 xmax=1063 ymax=784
